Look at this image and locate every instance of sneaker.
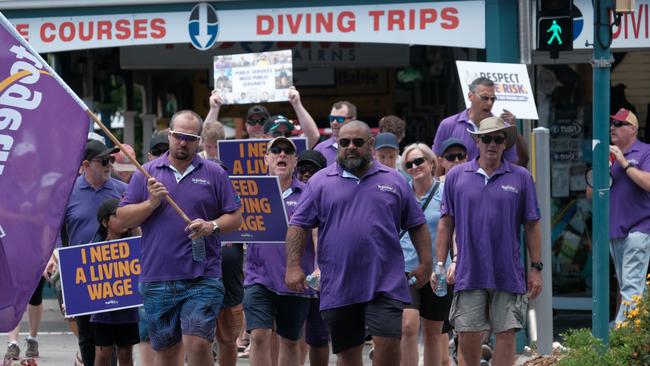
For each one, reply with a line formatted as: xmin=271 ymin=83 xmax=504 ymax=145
xmin=237 ymin=344 xmax=250 ymax=358
xmin=4 ymin=344 xmax=20 ymax=360
xmin=481 ymin=344 xmax=493 ymax=361
xmin=25 ymin=340 xmax=38 ymax=358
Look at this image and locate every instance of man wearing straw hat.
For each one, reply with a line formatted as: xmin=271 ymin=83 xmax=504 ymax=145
xmin=117 ymin=110 xmax=243 ymax=365
xmin=433 ymin=117 xmax=542 ymax=366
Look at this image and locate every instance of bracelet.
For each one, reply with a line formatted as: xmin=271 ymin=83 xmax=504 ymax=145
xmin=624 ymin=164 xmax=633 ymax=172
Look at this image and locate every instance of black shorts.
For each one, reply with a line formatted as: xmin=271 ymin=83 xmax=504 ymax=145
xmin=221 ymin=243 xmax=244 ymax=307
xmin=404 ymin=274 xmax=454 ymax=333
xmin=29 ymin=277 xmax=46 ymax=306
xmin=92 ymin=322 xmax=140 ymax=347
xmin=321 ymin=295 xmax=403 ymax=354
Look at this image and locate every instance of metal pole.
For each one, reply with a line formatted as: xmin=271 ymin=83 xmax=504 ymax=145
xmin=592 ymin=0 xmax=613 ymax=344
xmin=532 ymin=127 xmax=553 ymax=355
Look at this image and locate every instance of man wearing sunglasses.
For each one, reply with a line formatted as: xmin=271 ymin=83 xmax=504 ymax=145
xmin=432 ymin=77 xmax=523 ymax=173
xmin=286 ymin=121 xmax=432 ymax=366
xmin=434 ymin=117 xmax=542 ymax=366
xmin=606 ymin=108 xmax=650 ymax=326
xmin=62 ymin=139 xmax=126 ymax=366
xmin=313 ymin=101 xmax=358 ymax=166
xmin=117 ymin=110 xmax=243 ymax=366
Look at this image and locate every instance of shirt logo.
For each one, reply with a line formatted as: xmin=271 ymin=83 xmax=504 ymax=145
xmin=501 ymin=185 xmax=518 ymax=193
xmin=192 ymin=178 xmax=210 ymax=185
xmin=377 ymin=184 xmax=396 ymax=193
xmin=286 ymin=200 xmax=298 ymax=207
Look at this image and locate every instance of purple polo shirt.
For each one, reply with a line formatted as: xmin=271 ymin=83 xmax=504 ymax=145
xmin=441 ymin=159 xmax=540 ymax=294
xmin=290 ymin=160 xmax=426 ymax=310
xmin=120 ymin=152 xmax=240 ymax=282
xmin=313 ymin=136 xmax=337 ymax=166
xmin=64 ymin=176 xmax=127 ymax=247
xmin=244 ymin=177 xmax=316 ymax=296
xmin=610 ymin=139 xmax=650 ymax=239
xmin=432 ymin=110 xmax=518 ymax=162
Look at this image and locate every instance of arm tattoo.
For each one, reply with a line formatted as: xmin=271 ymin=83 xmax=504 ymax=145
xmin=286 ymin=226 xmax=307 ymax=267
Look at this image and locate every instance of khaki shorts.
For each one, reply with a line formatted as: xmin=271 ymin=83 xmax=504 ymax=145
xmin=216 ymin=303 xmax=244 ymax=344
xmin=449 ymin=290 xmax=528 ymax=333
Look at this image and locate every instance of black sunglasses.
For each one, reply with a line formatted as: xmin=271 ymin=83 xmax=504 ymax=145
xmin=150 ymin=145 xmax=169 ymax=157
xmin=610 ymin=120 xmax=632 ymax=128
xmin=247 ymin=118 xmax=266 ymax=126
xmin=269 ymin=145 xmax=295 ymax=155
xmin=92 ymin=156 xmax=116 ymax=166
xmin=443 ymin=152 xmax=467 ymax=162
xmin=298 ymin=164 xmax=319 ymax=175
xmin=328 ymin=115 xmax=348 ymax=124
xmin=338 ymin=138 xmax=370 ymax=148
xmin=405 ymin=157 xmax=426 ymax=169
xmin=170 ymin=131 xmax=200 ymax=142
xmin=480 ymin=135 xmax=506 ymax=145
xmin=475 ymin=93 xmax=497 ymax=103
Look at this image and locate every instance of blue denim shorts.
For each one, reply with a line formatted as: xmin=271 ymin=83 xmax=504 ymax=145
xmin=140 ymin=277 xmax=224 ymax=350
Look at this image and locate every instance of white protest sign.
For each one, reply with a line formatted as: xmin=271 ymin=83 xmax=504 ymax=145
xmin=214 ymin=50 xmax=292 ymax=105
xmin=456 ymin=61 xmax=539 ymax=120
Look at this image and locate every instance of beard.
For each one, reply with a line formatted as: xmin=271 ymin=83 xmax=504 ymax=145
xmin=338 ymin=152 xmax=372 ymax=174
xmin=172 ymin=146 xmax=192 ymax=161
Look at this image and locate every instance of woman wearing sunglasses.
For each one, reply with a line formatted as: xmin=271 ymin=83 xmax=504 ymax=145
xmin=398 ymin=140 xmax=463 ymax=366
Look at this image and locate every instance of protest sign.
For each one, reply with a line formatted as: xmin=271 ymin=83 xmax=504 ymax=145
xmin=218 ymin=137 xmax=307 ymax=175
xmin=456 ymin=61 xmax=539 ymax=120
xmin=58 ymin=236 xmax=142 ymax=317
xmin=222 ymin=176 xmax=288 ymax=244
xmin=213 ymin=49 xmax=293 ymax=105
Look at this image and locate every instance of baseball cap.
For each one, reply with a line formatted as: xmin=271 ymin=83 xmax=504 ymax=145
xmin=374 ymin=132 xmax=399 ymax=150
xmin=610 ymin=108 xmax=638 ymax=127
xmin=297 ymin=150 xmax=327 ymax=170
xmin=112 ymin=144 xmax=137 ymax=172
xmin=264 ymin=115 xmax=295 ymax=135
xmin=267 ymin=136 xmax=297 ymax=152
xmin=440 ymin=138 xmax=467 ymax=154
xmin=84 ymin=140 xmax=119 ymax=162
xmin=149 ymin=133 xmax=169 ymax=151
xmin=247 ymin=105 xmax=270 ymax=122
xmin=96 ymin=198 xmax=120 ymax=223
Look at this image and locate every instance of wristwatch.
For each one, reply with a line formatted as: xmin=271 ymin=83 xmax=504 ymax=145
xmin=211 ymin=220 xmax=220 ymax=235
xmin=531 ymin=262 xmax=544 ymax=271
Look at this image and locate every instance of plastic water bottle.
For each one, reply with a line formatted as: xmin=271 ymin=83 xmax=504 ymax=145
xmin=192 ymin=237 xmax=206 ymax=262
xmin=305 ymin=274 xmax=320 ymax=290
xmin=434 ymin=262 xmax=447 ymax=297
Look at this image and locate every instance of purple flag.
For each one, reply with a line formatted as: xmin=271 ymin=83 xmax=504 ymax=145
xmin=0 ymin=13 xmax=90 ymax=331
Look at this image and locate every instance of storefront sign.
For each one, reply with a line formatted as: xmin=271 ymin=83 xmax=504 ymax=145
xmin=550 ymin=121 xmax=583 ymax=137
xmin=8 ymin=1 xmax=484 ymax=53
xmin=571 ymin=0 xmax=650 ymax=49
xmin=456 ymin=61 xmax=539 ymax=120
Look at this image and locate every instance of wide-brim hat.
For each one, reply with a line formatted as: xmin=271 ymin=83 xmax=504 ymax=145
xmin=467 ymin=117 xmax=517 ymax=149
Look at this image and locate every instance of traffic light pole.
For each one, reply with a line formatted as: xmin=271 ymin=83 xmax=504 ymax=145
xmin=592 ymin=0 xmax=613 ymax=345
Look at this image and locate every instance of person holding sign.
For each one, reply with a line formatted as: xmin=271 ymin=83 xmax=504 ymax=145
xmin=243 ymin=136 xmax=318 ymax=366
xmin=286 ymin=121 xmax=433 ymax=366
xmin=314 ymin=101 xmax=358 ymax=165
xmin=117 ymin=110 xmax=243 ymax=366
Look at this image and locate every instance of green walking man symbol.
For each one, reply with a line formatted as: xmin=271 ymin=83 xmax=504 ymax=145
xmin=547 ymin=20 xmax=563 ymax=45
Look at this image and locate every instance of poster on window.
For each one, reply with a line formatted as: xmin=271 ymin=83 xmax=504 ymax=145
xmin=213 ymin=50 xmax=293 ymax=105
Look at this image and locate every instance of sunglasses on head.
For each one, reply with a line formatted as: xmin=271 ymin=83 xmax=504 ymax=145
xmin=338 ymin=138 xmax=370 ymax=148
xmin=443 ymin=152 xmax=467 ymax=162
xmin=328 ymin=115 xmax=349 ymax=124
xmin=92 ymin=155 xmax=116 ymax=166
xmin=269 ymin=145 xmax=296 ymax=155
xmin=298 ymin=164 xmax=319 ymax=175
xmin=405 ymin=157 xmax=426 ymax=169
xmin=610 ymin=120 xmax=632 ymax=128
xmin=170 ymin=131 xmax=200 ymax=142
xmin=480 ymin=134 xmax=506 ymax=145
xmin=247 ymin=117 xmax=266 ymax=126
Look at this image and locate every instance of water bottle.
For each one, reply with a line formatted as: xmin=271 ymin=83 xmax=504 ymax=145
xmin=192 ymin=236 xmax=206 ymax=262
xmin=305 ymin=273 xmax=320 ymax=290
xmin=434 ymin=262 xmax=447 ymax=297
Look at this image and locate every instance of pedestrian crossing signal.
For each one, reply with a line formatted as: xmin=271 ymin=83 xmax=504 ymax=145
xmin=537 ymin=16 xmax=573 ymax=56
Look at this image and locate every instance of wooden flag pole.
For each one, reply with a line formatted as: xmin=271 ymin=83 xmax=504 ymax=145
xmin=86 ymin=110 xmax=192 ymax=224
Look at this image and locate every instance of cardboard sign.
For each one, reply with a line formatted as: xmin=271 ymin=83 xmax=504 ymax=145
xmin=456 ymin=61 xmax=539 ymax=120
xmin=58 ymin=237 xmax=142 ymax=317
xmin=218 ymin=137 xmax=307 ymax=175
xmin=222 ymin=176 xmax=289 ymax=243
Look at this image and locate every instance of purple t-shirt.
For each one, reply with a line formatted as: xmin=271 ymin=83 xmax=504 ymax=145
xmin=610 ymin=139 xmax=650 ymax=239
xmin=120 ymin=152 xmax=240 ymax=282
xmin=245 ymin=177 xmax=316 ymax=296
xmin=290 ymin=160 xmax=426 ymax=310
xmin=313 ymin=136 xmax=337 ymax=166
xmin=441 ymin=159 xmax=540 ymax=294
xmin=432 ymin=110 xmax=519 ymax=162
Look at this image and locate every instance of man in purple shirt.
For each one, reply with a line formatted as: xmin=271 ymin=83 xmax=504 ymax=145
xmin=432 ymin=77 xmax=526 ymax=175
xmin=286 ymin=121 xmax=433 ymax=366
xmin=313 ymin=101 xmax=357 ymax=165
xmin=434 ymin=117 xmax=542 ymax=366
xmin=117 ymin=110 xmax=242 ymax=366
xmin=243 ymin=136 xmax=317 ymax=365
xmin=607 ymin=108 xmax=650 ymax=325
